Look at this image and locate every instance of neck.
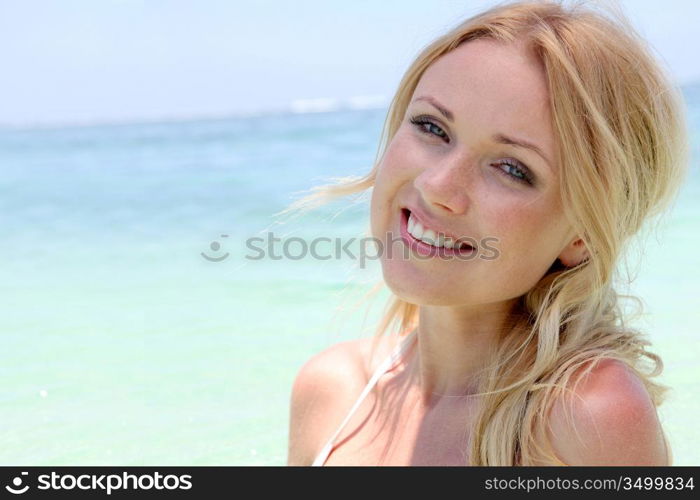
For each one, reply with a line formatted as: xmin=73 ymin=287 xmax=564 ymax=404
xmin=407 ymin=298 xmax=521 ymax=404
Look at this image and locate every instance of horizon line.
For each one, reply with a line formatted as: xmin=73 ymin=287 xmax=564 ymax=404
xmin=0 ymin=94 xmax=390 ymax=133
xmin=3 ymin=76 xmax=699 ymax=132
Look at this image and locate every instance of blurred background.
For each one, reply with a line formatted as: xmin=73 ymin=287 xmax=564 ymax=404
xmin=0 ymin=0 xmax=698 ymax=465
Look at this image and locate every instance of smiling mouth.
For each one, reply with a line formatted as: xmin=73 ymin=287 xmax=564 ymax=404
xmin=400 ymin=208 xmax=475 ymax=256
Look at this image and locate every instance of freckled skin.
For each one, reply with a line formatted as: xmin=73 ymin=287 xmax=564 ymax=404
xmin=370 ymin=39 xmax=587 ymax=306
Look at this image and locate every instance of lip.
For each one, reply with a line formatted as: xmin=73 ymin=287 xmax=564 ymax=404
xmin=401 ymin=204 xmax=467 ymax=242
xmin=399 ymin=208 xmax=475 ymax=257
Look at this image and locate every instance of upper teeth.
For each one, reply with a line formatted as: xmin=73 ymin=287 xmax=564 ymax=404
xmin=407 ymin=212 xmax=467 ymax=249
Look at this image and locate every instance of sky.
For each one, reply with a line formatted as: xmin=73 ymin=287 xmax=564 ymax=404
xmin=1 ymin=0 xmax=699 ymax=128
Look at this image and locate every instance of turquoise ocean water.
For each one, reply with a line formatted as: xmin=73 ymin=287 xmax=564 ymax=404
xmin=1 ymin=84 xmax=699 ymax=466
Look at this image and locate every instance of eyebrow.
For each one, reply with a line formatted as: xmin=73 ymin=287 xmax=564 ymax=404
xmin=412 ymin=95 xmax=553 ymax=170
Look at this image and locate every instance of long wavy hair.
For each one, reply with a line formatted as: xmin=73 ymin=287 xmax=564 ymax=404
xmin=279 ymin=0 xmax=689 ymax=465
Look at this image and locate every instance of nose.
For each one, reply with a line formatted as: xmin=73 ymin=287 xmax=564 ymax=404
xmin=414 ymin=151 xmax=473 ymax=215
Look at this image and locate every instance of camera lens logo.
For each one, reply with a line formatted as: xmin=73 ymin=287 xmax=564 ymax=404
xmin=5 ymin=472 xmax=29 ymax=494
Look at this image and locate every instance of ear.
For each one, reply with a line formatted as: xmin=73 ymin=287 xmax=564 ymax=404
xmin=558 ymin=237 xmax=590 ymax=268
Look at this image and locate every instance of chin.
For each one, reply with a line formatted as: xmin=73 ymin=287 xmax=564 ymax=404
xmin=381 ymin=260 xmax=473 ymax=307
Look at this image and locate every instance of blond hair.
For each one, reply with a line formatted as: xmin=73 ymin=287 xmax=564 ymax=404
xmin=280 ymin=0 xmax=689 ymax=465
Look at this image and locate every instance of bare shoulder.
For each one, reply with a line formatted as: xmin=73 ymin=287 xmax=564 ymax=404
xmin=286 ymin=335 xmax=392 ymax=465
xmin=544 ymin=358 xmax=669 ymax=466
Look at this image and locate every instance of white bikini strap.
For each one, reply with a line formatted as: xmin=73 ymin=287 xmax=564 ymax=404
xmin=311 ymin=329 xmax=417 ymax=466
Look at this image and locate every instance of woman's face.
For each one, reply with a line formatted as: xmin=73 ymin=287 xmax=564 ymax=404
xmin=370 ymin=39 xmax=580 ymax=306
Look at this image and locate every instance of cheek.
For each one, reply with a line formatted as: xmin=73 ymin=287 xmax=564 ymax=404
xmin=486 ymin=202 xmax=563 ymax=278
xmin=379 ymin=131 xmax=417 ymax=179
xmin=370 ymin=160 xmax=398 ymax=239
xmin=370 ymin=133 xmax=416 ymax=235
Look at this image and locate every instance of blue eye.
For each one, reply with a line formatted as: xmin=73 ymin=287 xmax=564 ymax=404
xmin=495 ymin=158 xmax=535 ymax=186
xmin=409 ymin=115 xmax=448 ymax=141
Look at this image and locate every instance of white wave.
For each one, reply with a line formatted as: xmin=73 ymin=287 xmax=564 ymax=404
xmin=289 ymin=97 xmax=341 ymax=114
xmin=345 ymin=94 xmax=387 ymax=110
xmin=289 ymin=94 xmax=387 ymax=114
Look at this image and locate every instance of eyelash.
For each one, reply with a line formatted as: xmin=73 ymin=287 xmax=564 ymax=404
xmin=408 ymin=115 xmax=535 ymax=186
